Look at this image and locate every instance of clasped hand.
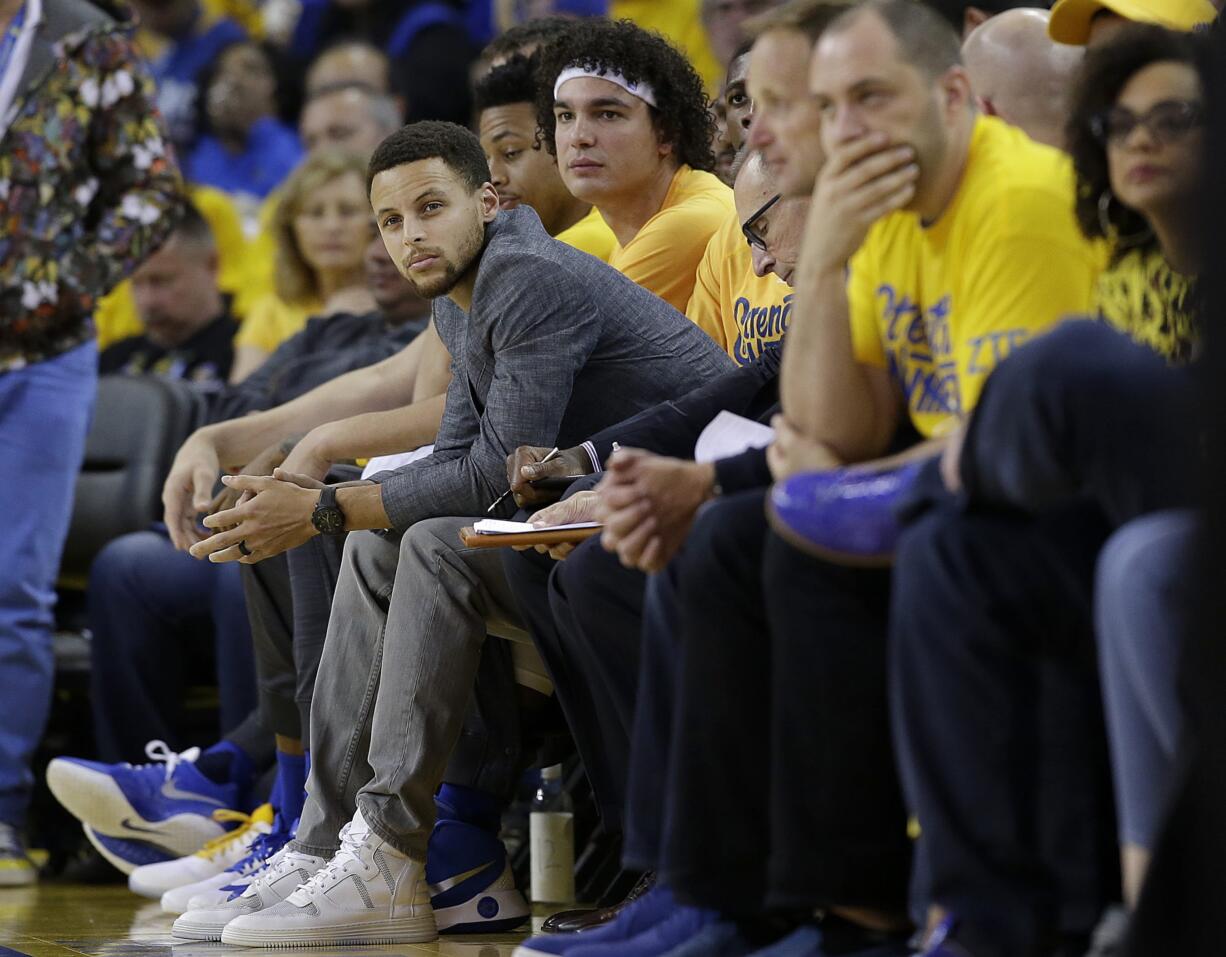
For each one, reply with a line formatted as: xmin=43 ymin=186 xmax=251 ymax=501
xmin=189 ymin=469 xmax=326 ymax=564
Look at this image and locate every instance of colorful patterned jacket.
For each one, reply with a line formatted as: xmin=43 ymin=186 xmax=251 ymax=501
xmin=0 ymin=0 xmax=181 ymax=371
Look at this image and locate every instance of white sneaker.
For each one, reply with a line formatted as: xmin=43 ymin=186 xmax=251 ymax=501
xmin=220 ymin=810 xmax=438 ymax=947
xmin=130 ymin=804 xmax=274 ymax=899
xmin=170 ymin=846 xmax=324 ymax=941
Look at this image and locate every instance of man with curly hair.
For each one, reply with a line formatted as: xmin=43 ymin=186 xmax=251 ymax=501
xmin=534 ymin=17 xmax=735 ymax=314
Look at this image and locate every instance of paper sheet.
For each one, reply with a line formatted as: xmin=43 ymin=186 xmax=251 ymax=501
xmin=473 ymin=519 xmax=602 ymax=535
xmin=360 ymin=446 xmax=435 ymax=481
xmin=693 ymin=411 xmax=775 ymax=463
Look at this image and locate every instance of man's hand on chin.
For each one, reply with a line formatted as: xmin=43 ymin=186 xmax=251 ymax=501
xmin=189 ymin=470 xmax=327 ymax=564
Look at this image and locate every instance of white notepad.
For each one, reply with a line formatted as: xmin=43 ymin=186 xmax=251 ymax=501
xmin=472 ymin=519 xmax=602 ymax=535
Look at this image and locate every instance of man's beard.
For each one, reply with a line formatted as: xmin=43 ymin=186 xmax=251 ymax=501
xmin=408 ymin=219 xmax=488 ymax=300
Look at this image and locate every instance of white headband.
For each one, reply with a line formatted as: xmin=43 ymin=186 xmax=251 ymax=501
xmin=553 ymin=66 xmax=658 ymax=109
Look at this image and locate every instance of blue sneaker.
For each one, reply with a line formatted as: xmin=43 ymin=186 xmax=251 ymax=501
xmin=82 ymin=824 xmax=176 ymax=876
xmin=427 ymin=818 xmax=529 ymax=934
xmin=568 ymin=903 xmax=719 ymax=957
xmin=47 ymin=740 xmax=244 ymax=859
xmin=767 ymin=461 xmax=927 ymax=565
xmin=513 ymin=886 xmax=682 ymax=956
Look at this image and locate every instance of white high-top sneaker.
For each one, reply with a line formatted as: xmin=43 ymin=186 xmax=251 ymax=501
xmin=170 ymin=846 xmax=325 ymax=941
xmin=220 ymin=810 xmax=438 ymax=947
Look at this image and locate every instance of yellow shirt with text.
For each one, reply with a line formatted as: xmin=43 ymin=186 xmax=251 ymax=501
xmin=555 ymin=206 xmax=617 ymax=263
xmin=848 ymin=116 xmax=1102 ymax=439
xmin=609 ymin=165 xmax=734 ymax=314
xmin=687 ymin=210 xmax=791 ymax=364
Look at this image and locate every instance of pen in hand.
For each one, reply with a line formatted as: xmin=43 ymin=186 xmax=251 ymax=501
xmin=487 ymin=446 xmax=561 ymax=514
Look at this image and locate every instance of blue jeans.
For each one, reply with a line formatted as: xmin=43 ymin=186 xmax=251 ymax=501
xmin=88 ymin=529 xmax=258 ymax=763
xmin=1095 ymin=510 xmax=1197 ymax=849
xmin=0 ymin=341 xmax=97 ymax=826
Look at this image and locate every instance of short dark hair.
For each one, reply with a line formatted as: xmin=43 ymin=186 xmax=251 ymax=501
xmin=473 ymin=53 xmax=537 ymax=114
xmin=367 ymin=121 xmax=491 ymax=193
xmin=481 ymin=16 xmax=577 ymax=65
xmin=746 ymin=0 xmax=854 ymax=43
xmin=919 ymin=0 xmax=1031 ymax=33
xmin=1066 ymin=25 xmax=1210 ymax=253
xmin=534 ymin=18 xmax=716 ymax=171
xmin=172 ymin=201 xmax=215 ymax=248
xmin=827 ymin=0 xmax=962 ymax=78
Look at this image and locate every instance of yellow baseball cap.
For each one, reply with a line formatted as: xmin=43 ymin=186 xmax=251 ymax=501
xmin=1048 ymin=0 xmax=1217 ymax=44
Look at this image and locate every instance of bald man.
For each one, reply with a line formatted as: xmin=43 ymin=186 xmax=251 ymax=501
xmin=963 ymin=8 xmax=1084 ymax=149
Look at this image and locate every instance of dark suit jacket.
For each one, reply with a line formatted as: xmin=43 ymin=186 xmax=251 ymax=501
xmin=374 ymin=206 xmax=733 ymax=530
xmin=584 ymin=342 xmax=782 ymax=495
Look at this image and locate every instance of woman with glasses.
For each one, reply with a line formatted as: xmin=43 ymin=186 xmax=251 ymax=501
xmin=1067 ymin=25 xmax=1208 ymax=363
xmin=1063 ymin=23 xmax=1209 ymax=917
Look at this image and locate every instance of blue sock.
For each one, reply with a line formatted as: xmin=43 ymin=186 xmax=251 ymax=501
xmin=435 ymin=783 xmax=504 ymax=833
xmin=273 ymin=751 xmax=307 ymax=823
xmin=194 ymin=741 xmax=253 ymax=793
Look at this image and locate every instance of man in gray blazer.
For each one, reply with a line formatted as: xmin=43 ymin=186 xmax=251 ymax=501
xmin=179 ymin=121 xmax=730 ymax=946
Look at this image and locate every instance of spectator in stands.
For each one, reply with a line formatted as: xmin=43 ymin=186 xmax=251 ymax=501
xmin=47 ymin=230 xmax=433 ymax=881
xmin=172 ymin=121 xmax=730 ymax=946
xmin=534 ymin=18 xmax=735 ymax=313
xmin=304 ymin=38 xmax=391 ymax=98
xmin=961 ymin=8 xmax=1083 ymax=149
xmin=688 ymin=151 xmax=805 ymax=363
xmin=0 ymin=0 xmax=179 ymax=887
xmin=100 ymin=205 xmax=237 ymax=386
xmin=298 ymin=84 xmax=403 ymax=156
xmin=131 ymin=0 xmax=248 ymax=151
xmin=185 ymin=40 xmax=303 ymax=207
xmin=1048 ymin=0 xmax=1217 ymax=47
xmin=474 ymin=53 xmax=615 ymax=260
xmin=284 ymin=0 xmax=476 ymax=126
xmin=230 ymin=151 xmax=377 ymax=382
xmin=885 ymin=28 xmax=1208 ymax=954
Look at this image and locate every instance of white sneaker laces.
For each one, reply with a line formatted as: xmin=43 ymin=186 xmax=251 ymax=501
xmin=290 ymin=820 xmax=374 ymax=900
xmin=142 ymin=739 xmax=202 ymax=779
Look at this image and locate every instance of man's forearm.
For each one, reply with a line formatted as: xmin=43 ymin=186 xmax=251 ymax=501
xmin=335 ymin=483 xmax=392 ymax=531
xmin=203 ymin=341 xmax=427 ymax=468
xmin=310 ymin=394 xmax=447 ymax=464
xmin=782 ymin=264 xmax=887 ymax=462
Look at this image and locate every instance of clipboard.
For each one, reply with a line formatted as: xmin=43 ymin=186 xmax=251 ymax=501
xmin=459 ymin=523 xmax=603 ymax=549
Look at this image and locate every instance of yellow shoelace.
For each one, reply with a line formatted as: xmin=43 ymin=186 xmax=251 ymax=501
xmin=193 ymin=809 xmax=257 ymax=860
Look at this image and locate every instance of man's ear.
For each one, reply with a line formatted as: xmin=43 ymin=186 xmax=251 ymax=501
xmin=940 ymin=66 xmax=975 ymax=118
xmin=962 ymin=6 xmax=990 ymax=38
xmin=480 ymin=182 xmax=499 ymax=222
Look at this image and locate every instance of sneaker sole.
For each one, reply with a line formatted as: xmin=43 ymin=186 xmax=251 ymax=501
xmin=47 ymin=761 xmax=224 ymax=857
xmin=435 ymin=887 xmax=529 ymax=935
xmin=0 ymin=865 xmax=37 ymax=886
xmin=83 ymin=826 xmax=169 ymax=877
xmin=220 ymin=915 xmax=438 ymax=947
xmin=512 ymin=946 xmax=563 ymax=957
xmin=170 ymin=915 xmax=228 ymax=942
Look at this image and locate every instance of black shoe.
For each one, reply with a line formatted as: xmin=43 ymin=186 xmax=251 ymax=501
xmin=541 ymin=871 xmax=656 ymax=934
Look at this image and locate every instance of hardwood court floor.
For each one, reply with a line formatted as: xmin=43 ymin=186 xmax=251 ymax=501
xmin=0 ymin=884 xmax=535 ymax=957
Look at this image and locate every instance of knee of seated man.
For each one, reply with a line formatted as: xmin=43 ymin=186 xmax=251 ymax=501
xmin=88 ymin=529 xmax=177 ymax=591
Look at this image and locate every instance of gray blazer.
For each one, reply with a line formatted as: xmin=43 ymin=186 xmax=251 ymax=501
xmin=375 ymin=206 xmax=733 ymax=529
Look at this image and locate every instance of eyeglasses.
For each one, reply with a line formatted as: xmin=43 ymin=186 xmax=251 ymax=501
xmin=741 ymin=193 xmax=781 ymax=251
xmin=1090 ymin=100 xmax=1203 ymax=147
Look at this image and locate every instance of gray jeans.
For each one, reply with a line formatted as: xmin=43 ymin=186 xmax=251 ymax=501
xmin=291 ymin=516 xmax=538 ymax=860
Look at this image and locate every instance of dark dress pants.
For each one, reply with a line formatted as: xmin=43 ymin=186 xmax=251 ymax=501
xmin=891 ymin=501 xmax=1115 ymax=957
xmin=88 ymin=529 xmax=260 ymax=762
xmin=654 ymin=490 xmax=910 ymax=914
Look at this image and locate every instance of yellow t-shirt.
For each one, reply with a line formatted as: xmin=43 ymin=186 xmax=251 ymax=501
xmin=686 ymin=209 xmax=791 ymax=364
xmin=94 ymin=185 xmax=253 ymax=349
xmin=610 ymin=0 xmax=723 ymax=93
xmin=555 ymin=206 xmax=618 ymax=263
xmin=848 ymin=116 xmax=1102 ymax=439
xmin=233 ymin=292 xmax=322 ymax=352
xmin=608 ymin=165 xmax=734 ymax=314
xmin=1095 ymin=245 xmax=1199 ymax=364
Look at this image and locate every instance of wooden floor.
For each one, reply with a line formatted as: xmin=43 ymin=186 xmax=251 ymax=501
xmin=0 ymin=884 xmax=534 ymax=957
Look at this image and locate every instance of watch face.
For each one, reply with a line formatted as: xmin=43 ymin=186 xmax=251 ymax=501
xmin=312 ymin=506 xmax=345 ymax=534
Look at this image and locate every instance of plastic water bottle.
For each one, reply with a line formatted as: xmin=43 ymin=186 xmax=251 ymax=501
xmin=529 ymin=764 xmax=575 ymax=904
